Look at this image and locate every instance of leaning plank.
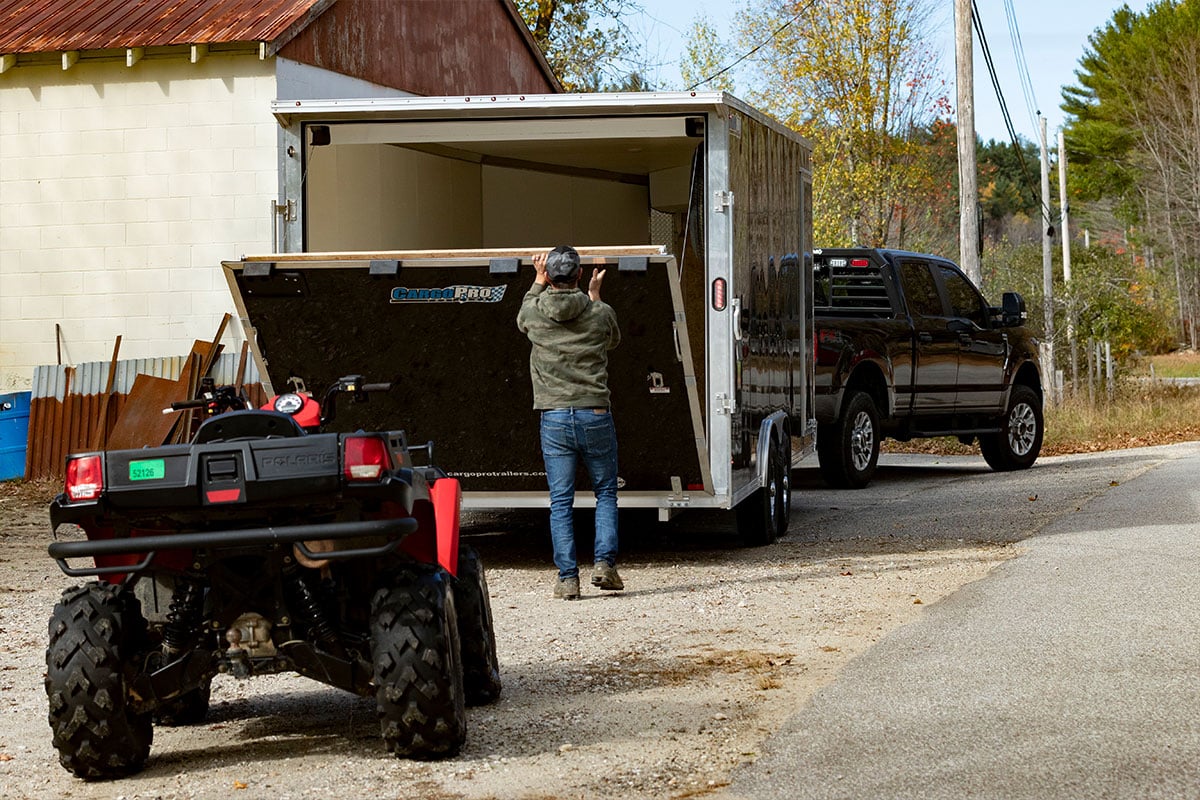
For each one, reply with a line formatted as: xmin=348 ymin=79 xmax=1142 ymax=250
xmin=90 ymin=336 xmax=122 ymax=450
xmin=105 ymin=374 xmax=187 ymax=451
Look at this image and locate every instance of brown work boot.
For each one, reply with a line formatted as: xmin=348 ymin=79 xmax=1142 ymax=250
xmin=591 ymin=561 xmax=624 ymax=591
xmin=553 ymin=575 xmax=580 ymax=600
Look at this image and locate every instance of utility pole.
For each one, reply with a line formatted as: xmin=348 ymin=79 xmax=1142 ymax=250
xmin=1040 ymin=115 xmax=1056 ymax=402
xmin=1058 ymin=129 xmax=1077 ymax=391
xmin=954 ymin=0 xmax=981 ymax=286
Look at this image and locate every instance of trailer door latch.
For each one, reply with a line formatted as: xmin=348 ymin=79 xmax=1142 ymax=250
xmin=714 ymin=393 xmax=734 ymax=415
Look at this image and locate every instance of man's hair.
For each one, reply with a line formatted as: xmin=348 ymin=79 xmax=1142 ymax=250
xmin=546 ymin=245 xmax=582 ymax=287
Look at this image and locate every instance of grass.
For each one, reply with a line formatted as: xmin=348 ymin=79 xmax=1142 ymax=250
xmin=1143 ymin=351 xmax=1200 ymax=379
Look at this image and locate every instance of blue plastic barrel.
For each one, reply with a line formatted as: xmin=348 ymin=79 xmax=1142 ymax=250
xmin=0 ymin=391 xmax=32 ymax=481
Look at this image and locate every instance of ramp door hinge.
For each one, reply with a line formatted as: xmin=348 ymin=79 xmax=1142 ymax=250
xmin=714 ymin=191 xmax=734 ymax=213
xmin=714 ymin=393 xmax=734 ymax=415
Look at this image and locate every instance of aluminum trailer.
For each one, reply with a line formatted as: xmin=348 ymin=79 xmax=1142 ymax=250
xmin=226 ymin=92 xmax=814 ymax=542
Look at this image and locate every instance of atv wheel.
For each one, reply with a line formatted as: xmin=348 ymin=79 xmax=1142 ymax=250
xmin=46 ymin=582 xmax=153 ymax=780
xmin=154 ymin=679 xmax=212 ymax=726
xmin=370 ymin=568 xmax=466 ymax=759
xmin=455 ymin=546 xmax=502 ymax=706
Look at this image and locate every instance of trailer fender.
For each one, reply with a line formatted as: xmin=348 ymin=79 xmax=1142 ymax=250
xmin=429 ymin=477 xmax=462 ymax=576
xmin=753 ymin=411 xmax=790 ymax=488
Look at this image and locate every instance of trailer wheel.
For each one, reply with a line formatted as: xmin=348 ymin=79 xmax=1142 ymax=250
xmin=737 ymin=436 xmax=789 ymax=546
xmin=46 ymin=582 xmax=153 ymax=780
xmin=454 ymin=546 xmax=502 ymax=706
xmin=370 ymin=568 xmax=466 ymax=759
xmin=979 ymin=385 xmax=1043 ymax=471
xmin=817 ymin=390 xmax=880 ymax=489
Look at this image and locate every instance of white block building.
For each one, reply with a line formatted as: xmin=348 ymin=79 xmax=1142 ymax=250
xmin=0 ymin=0 xmax=557 ymax=390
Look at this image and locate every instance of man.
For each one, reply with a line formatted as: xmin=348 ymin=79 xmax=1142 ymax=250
xmin=517 ymin=245 xmax=622 ymax=600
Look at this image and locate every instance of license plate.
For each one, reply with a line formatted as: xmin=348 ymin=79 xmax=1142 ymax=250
xmin=129 ymin=459 xmax=166 ymax=481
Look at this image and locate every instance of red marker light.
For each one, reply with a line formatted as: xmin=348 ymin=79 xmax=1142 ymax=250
xmin=65 ymin=455 xmax=103 ymax=501
xmin=712 ymin=277 xmax=727 ymax=311
xmin=850 ymin=258 xmax=870 ymax=267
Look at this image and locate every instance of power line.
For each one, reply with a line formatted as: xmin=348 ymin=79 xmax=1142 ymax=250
xmin=684 ymin=1 xmax=817 ymax=92
xmin=971 ymin=0 xmax=1051 ymax=220
xmin=1002 ymin=0 xmax=1040 ymax=133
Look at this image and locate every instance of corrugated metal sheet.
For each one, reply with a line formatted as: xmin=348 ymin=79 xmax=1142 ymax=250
xmin=30 ymin=353 xmax=257 ymax=400
xmin=0 ymin=0 xmax=330 ymax=54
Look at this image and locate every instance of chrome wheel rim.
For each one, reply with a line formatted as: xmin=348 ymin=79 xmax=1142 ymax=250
xmin=849 ymin=411 xmax=875 ymax=472
xmin=1007 ymin=402 xmax=1038 ymax=456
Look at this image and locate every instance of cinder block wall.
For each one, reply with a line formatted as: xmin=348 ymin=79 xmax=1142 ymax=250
xmin=0 ymin=55 xmax=277 ymax=391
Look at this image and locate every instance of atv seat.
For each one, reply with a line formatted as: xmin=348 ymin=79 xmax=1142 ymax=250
xmin=194 ymin=410 xmax=305 ymax=443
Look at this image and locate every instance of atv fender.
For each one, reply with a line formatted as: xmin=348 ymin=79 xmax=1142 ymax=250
xmin=429 ymin=477 xmax=461 ymax=577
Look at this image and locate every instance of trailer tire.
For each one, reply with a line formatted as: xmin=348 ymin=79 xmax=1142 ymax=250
xmin=818 ymin=390 xmax=880 ymax=489
xmin=455 ymin=546 xmax=502 ymax=706
xmin=46 ymin=582 xmax=153 ymax=780
xmin=737 ymin=436 xmax=789 ymax=546
xmin=370 ymin=568 xmax=466 ymax=759
xmin=979 ymin=385 xmax=1043 ymax=471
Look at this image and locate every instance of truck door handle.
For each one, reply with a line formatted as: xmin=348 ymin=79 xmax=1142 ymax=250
xmin=918 ymin=332 xmax=933 ymax=343
xmin=958 ymin=333 xmax=973 ymax=346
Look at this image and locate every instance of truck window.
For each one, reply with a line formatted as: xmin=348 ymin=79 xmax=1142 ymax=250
xmin=813 ymin=256 xmax=891 ymax=313
xmin=897 ymin=260 xmax=943 ymax=318
xmin=936 ymin=265 xmax=989 ymax=328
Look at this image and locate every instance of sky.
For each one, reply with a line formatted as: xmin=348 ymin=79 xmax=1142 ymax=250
xmin=628 ymin=0 xmax=1154 ymax=145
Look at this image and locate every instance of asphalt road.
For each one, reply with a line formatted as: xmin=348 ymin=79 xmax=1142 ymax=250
xmin=725 ymin=441 xmax=1200 ymax=800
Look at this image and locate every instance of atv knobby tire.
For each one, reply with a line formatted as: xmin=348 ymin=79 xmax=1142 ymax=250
xmin=455 ymin=546 xmax=503 ymax=706
xmin=370 ymin=568 xmax=466 ymax=759
xmin=45 ymin=582 xmax=153 ymax=780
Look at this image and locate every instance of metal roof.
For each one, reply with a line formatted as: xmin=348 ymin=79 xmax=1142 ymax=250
xmin=0 ymin=0 xmax=332 ymax=54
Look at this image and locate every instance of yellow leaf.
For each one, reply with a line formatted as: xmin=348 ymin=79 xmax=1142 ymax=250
xmin=234 ymin=781 xmax=248 ymax=790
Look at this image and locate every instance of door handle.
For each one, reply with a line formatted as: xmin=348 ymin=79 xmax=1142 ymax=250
xmin=958 ymin=333 xmax=973 ymax=346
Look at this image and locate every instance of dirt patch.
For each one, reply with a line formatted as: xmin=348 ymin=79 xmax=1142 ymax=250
xmin=0 ymin=479 xmax=1013 ymax=800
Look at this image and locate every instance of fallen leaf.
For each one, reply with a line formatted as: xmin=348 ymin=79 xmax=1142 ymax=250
xmin=819 ymin=645 xmax=840 ymax=652
xmin=0 ymin=753 xmax=13 ymax=762
xmin=1028 ymin=494 xmax=1038 ymax=501
xmin=233 ymin=781 xmax=248 ymax=790
xmin=913 ymin=598 xmax=923 ymax=605
xmin=840 ymin=570 xmax=853 ymax=576
xmin=1110 ymin=480 xmax=1119 ymax=486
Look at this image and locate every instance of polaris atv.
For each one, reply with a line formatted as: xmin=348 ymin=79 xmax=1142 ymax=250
xmin=45 ymin=375 xmax=501 ymax=780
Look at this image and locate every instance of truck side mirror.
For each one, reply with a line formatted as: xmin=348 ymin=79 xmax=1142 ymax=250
xmin=1001 ymin=292 xmax=1026 ymax=327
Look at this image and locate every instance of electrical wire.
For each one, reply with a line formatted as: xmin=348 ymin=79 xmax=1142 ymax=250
xmin=1002 ymin=0 xmax=1040 ymax=134
xmin=684 ymin=1 xmax=818 ymax=92
xmin=971 ymin=0 xmax=1051 ymax=221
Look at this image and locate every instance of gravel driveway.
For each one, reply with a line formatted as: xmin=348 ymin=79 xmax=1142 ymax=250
xmin=0 ymin=471 xmax=1014 ymax=800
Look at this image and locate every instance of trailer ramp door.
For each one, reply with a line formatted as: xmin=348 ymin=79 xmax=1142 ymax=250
xmin=224 ymin=249 xmax=710 ymax=506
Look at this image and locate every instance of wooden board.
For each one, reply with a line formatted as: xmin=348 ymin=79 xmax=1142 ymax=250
xmin=106 ymin=374 xmax=186 ymax=450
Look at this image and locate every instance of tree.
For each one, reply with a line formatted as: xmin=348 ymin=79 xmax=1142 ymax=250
xmin=1063 ymin=0 xmax=1200 ymax=346
xmin=516 ymin=0 xmax=642 ymax=91
xmin=734 ymin=0 xmax=951 ymax=248
xmin=680 ymin=16 xmax=736 ymax=93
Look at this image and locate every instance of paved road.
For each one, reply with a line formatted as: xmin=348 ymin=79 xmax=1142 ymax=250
xmin=726 ymin=442 xmax=1200 ymax=800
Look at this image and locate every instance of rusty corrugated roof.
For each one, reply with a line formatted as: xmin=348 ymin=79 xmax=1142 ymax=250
xmin=0 ymin=0 xmax=332 ymax=54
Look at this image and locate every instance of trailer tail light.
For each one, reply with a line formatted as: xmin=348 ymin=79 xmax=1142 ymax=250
xmin=343 ymin=436 xmax=391 ymax=482
xmin=712 ymin=277 xmax=727 ymax=310
xmin=65 ymin=455 xmax=104 ymax=501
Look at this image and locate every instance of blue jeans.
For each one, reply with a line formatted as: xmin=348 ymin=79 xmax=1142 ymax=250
xmin=539 ymin=408 xmax=619 ymax=580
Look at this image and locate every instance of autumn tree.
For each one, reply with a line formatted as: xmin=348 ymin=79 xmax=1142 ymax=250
xmin=734 ymin=0 xmax=951 ymax=248
xmin=680 ymin=16 xmax=736 ymax=93
xmin=517 ymin=0 xmax=644 ymax=91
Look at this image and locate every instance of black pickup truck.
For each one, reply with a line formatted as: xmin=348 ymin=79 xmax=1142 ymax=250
xmin=813 ymin=248 xmax=1044 ymax=488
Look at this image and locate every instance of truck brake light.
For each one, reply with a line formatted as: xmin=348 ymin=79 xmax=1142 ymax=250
xmin=65 ymin=455 xmax=104 ymax=501
xmin=343 ymin=436 xmax=391 ymax=481
xmin=850 ymin=258 xmax=870 ymax=267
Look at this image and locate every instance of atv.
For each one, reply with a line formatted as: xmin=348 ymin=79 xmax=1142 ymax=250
xmin=44 ymin=375 xmax=501 ymax=780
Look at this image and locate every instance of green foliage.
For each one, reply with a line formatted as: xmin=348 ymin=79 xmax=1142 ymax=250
xmin=680 ymin=16 xmax=736 ymax=93
xmin=516 ymin=0 xmax=640 ymax=91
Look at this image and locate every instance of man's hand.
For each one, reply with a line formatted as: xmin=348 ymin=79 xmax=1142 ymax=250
xmin=533 ymin=252 xmax=550 ymax=286
xmin=589 ymin=268 xmax=606 ymax=301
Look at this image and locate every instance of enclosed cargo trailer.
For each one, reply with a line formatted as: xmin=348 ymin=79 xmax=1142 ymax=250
xmin=226 ymin=92 xmax=814 ymax=543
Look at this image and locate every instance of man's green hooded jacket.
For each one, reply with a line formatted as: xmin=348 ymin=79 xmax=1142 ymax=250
xmin=517 ymin=284 xmax=620 ymax=410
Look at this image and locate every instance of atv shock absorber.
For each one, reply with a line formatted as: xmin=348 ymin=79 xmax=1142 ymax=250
xmin=162 ymin=574 xmax=206 ymax=658
xmin=284 ymin=562 xmax=346 ymax=658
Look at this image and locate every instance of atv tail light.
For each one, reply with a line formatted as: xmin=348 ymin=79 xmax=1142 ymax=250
xmin=343 ymin=436 xmax=391 ymax=481
xmin=65 ymin=455 xmax=104 ymax=501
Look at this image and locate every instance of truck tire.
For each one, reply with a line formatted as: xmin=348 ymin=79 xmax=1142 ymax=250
xmin=817 ymin=390 xmax=880 ymax=489
xmin=46 ymin=582 xmax=153 ymax=779
xmin=455 ymin=546 xmax=502 ymax=706
xmin=154 ymin=679 xmax=212 ymax=726
xmin=370 ymin=569 xmax=466 ymax=759
xmin=737 ymin=437 xmax=790 ymax=546
xmin=980 ymin=384 xmax=1043 ymax=471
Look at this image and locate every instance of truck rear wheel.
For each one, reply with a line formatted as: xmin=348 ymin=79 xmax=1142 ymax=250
xmin=980 ymin=385 xmax=1043 ymax=471
xmin=370 ymin=569 xmax=466 ymax=759
xmin=455 ymin=546 xmax=502 ymax=706
xmin=737 ymin=436 xmax=790 ymax=546
xmin=46 ymin=582 xmax=153 ymax=780
xmin=818 ymin=390 xmax=880 ymax=489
